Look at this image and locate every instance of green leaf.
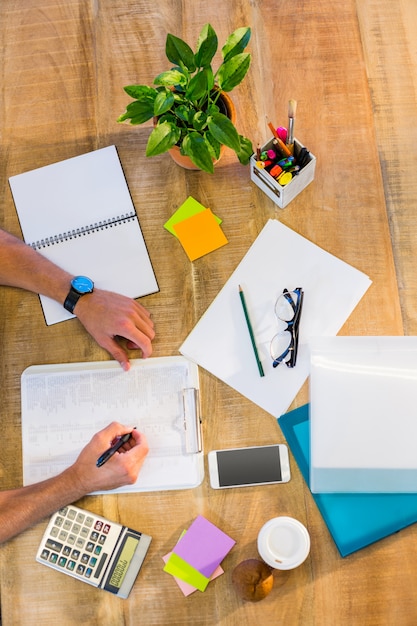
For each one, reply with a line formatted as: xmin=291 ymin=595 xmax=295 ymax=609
xmin=154 ymin=70 xmax=187 ymax=87
xmin=236 ymin=135 xmax=253 ymax=165
xmin=216 ymin=53 xmax=251 ymax=92
xmin=187 ymin=109 xmax=196 ymax=127
xmin=205 ymin=131 xmax=221 ymax=159
xmin=207 ymin=112 xmax=241 ymax=152
xmin=117 ymin=99 xmax=155 ymax=124
xmin=123 ymin=85 xmax=157 ymax=100
xmin=207 ymin=102 xmax=220 ymax=116
xmin=146 ymin=121 xmax=181 ymax=157
xmin=222 ymin=27 xmax=251 ymax=62
xmin=158 ymin=112 xmax=178 ymax=125
xmin=206 ymin=67 xmax=215 ymax=93
xmin=154 ymin=90 xmax=175 ymax=116
xmin=175 ymin=104 xmax=190 ymax=122
xmin=165 ymin=34 xmax=196 ymax=71
xmin=192 ymin=111 xmax=207 ymax=130
xmin=195 ymin=23 xmax=218 ymax=68
xmin=182 ymin=132 xmax=214 ymax=173
xmin=186 ymin=69 xmax=209 ymax=101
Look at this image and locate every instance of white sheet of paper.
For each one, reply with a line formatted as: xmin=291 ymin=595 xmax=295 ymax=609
xmin=180 ymin=219 xmax=372 ymax=419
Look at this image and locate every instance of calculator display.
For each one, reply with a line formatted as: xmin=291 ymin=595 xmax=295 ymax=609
xmin=104 ymin=535 xmax=140 ymax=594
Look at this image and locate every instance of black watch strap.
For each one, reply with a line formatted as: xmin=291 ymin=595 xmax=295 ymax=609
xmin=63 ymin=289 xmax=82 ymax=314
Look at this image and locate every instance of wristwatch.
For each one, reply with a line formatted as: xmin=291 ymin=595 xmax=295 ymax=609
xmin=63 ymin=276 xmax=94 ymax=313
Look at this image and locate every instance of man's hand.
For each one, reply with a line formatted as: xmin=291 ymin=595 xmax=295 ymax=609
xmin=74 ymin=289 xmax=155 ymax=371
xmin=70 ymin=422 xmax=149 ymax=493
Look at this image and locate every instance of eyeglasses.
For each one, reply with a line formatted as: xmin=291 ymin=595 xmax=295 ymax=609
xmin=270 ymin=287 xmax=304 ymax=368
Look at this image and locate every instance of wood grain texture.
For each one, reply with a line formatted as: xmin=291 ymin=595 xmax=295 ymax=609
xmin=357 ymin=0 xmax=417 ymax=337
xmin=0 ymin=0 xmax=413 ymax=624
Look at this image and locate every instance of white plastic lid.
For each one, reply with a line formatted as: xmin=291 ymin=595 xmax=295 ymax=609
xmin=257 ymin=516 xmax=310 ymax=570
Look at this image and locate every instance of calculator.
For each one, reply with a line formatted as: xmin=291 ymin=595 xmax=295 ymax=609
xmin=36 ymin=505 xmax=152 ymax=598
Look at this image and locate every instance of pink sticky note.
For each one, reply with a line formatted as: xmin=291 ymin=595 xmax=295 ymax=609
xmin=162 ymin=552 xmax=224 ymax=596
xmin=171 ymin=515 xmax=235 ymax=579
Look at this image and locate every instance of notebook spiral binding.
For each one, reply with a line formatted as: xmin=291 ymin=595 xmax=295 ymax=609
xmin=30 ymin=211 xmax=137 ymax=250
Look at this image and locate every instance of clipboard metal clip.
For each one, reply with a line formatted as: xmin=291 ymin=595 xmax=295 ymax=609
xmin=182 ymin=388 xmax=202 ymax=454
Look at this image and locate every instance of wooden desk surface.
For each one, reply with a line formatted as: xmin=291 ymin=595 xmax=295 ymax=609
xmin=1 ymin=1 xmax=417 ymax=624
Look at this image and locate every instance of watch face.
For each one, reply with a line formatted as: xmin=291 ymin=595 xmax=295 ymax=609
xmin=71 ymin=275 xmax=94 ymax=294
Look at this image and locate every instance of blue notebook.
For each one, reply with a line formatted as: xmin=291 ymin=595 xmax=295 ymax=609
xmin=278 ymin=404 xmax=417 ymax=556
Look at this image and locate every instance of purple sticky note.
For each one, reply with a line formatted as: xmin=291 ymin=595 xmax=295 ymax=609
xmin=172 ymin=515 xmax=236 ymax=578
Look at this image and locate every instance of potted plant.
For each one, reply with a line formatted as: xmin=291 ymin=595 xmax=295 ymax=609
xmin=117 ymin=24 xmax=253 ymax=173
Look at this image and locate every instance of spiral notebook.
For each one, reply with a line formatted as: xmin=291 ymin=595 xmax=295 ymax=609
xmin=9 ymin=145 xmax=159 ymax=325
xmin=278 ymin=404 xmax=417 ymax=556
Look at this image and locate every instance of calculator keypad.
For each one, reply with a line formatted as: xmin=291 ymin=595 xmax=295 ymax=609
xmin=38 ymin=506 xmax=119 ymax=585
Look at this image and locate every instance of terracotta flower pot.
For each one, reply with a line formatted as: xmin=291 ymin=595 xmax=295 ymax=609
xmin=167 ymin=90 xmax=236 ymax=171
xmin=168 ymin=145 xmax=204 ymax=170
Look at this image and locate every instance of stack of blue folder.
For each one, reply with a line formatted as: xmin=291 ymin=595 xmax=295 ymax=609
xmin=278 ymin=404 xmax=417 ymax=557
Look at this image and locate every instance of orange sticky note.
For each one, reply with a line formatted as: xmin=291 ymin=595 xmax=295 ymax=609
xmin=164 ymin=196 xmax=222 ymax=237
xmin=173 ymin=208 xmax=228 ymax=261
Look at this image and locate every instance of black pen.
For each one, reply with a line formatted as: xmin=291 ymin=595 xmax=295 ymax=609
xmin=96 ymin=430 xmax=135 ymax=468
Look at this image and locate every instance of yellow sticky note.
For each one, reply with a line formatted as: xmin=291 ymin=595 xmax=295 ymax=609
xmin=163 ymin=552 xmax=211 ymax=592
xmin=164 ymin=196 xmax=222 ymax=238
xmin=162 ymin=551 xmax=223 ymax=596
xmin=173 ymin=208 xmax=228 ymax=261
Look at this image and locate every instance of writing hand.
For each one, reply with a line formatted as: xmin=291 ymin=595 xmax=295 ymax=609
xmin=71 ymin=422 xmax=149 ymax=493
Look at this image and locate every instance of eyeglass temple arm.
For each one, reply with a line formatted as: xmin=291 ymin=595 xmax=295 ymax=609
xmin=287 ymin=291 xmax=304 ymax=367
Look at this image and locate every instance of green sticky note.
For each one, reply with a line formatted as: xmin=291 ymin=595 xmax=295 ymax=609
xmin=163 ymin=552 xmax=211 ymax=592
xmin=164 ymin=196 xmax=222 ymax=238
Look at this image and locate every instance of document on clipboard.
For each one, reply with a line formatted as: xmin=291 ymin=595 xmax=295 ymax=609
xmin=21 ymin=356 xmax=203 ymax=493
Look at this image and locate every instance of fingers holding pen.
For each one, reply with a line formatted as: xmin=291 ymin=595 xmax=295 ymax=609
xmin=102 ymin=429 xmax=149 ymax=486
xmin=71 ymin=423 xmax=149 ymax=492
xmin=96 ymin=426 xmax=148 ymax=467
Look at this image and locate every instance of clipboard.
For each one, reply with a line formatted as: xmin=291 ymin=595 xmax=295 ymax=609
xmin=21 ymin=356 xmax=203 ymax=493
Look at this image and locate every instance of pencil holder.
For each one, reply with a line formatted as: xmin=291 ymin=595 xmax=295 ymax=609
xmin=250 ymin=137 xmax=316 ymax=209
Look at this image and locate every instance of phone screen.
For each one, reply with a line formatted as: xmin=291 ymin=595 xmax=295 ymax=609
xmin=215 ymin=445 xmax=283 ymax=487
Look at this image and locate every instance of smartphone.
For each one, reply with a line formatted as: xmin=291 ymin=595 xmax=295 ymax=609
xmin=208 ymin=444 xmax=290 ymax=489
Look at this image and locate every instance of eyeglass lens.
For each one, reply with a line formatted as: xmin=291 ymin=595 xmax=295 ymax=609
xmin=274 ymin=290 xmax=298 ymax=322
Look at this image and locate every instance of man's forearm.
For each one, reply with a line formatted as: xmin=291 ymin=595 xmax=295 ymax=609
xmin=0 ymin=467 xmax=85 ymax=544
xmin=0 ymin=229 xmax=71 ymax=303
